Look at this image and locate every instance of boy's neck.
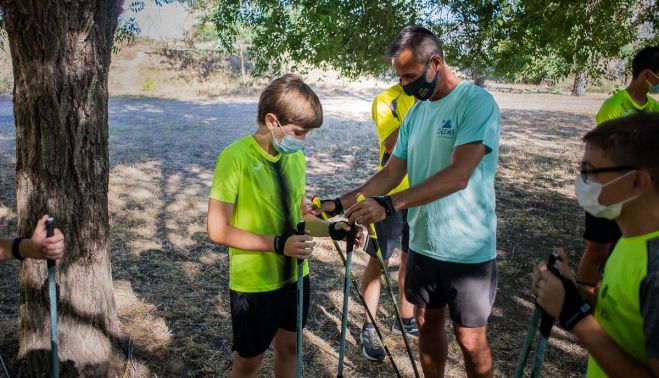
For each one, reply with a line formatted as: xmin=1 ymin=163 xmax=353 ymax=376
xmin=253 ymin=127 xmax=278 ymax=156
xmin=626 ymin=79 xmax=648 ymax=107
xmin=617 ymin=196 xmax=659 ymax=238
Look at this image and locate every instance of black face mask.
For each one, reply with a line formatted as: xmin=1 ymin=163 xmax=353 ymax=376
xmin=401 ymin=61 xmax=438 ymax=101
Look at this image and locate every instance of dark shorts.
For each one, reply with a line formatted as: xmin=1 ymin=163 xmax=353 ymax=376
xmin=230 ymin=276 xmax=310 ymax=358
xmin=365 ymin=210 xmax=409 ymax=260
xmin=583 ymin=211 xmax=622 ymax=244
xmin=404 ymin=251 xmax=497 ymax=327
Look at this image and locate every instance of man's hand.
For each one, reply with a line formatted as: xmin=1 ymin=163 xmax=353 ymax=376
xmin=345 ymin=198 xmax=387 ymax=226
xmin=283 ymin=235 xmax=316 ymax=259
xmin=24 ymin=215 xmax=64 ymax=260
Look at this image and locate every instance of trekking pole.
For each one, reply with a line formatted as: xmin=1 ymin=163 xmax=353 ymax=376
xmin=356 ymin=194 xmax=420 ymax=378
xmin=337 ymin=227 xmax=356 ymax=378
xmin=46 ymin=217 xmax=59 ymax=378
xmin=513 ymin=252 xmax=560 ymax=378
xmin=312 ymin=196 xmax=402 ymax=378
xmin=296 ymin=221 xmax=306 ymax=378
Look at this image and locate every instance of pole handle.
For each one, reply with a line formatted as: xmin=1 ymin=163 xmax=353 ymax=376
xmin=539 ymin=252 xmax=561 ymax=337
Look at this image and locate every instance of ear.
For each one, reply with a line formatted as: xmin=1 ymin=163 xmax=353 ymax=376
xmin=264 ymin=113 xmax=278 ymax=131
xmin=632 ymin=169 xmax=653 ymax=194
xmin=431 ymin=54 xmax=443 ymax=71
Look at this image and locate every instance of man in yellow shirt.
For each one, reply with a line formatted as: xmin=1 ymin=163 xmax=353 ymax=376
xmin=577 ymin=46 xmax=659 ymax=291
xmin=359 ymin=83 xmax=416 ymax=361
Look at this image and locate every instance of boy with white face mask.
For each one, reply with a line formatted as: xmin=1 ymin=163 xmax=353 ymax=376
xmin=578 ymin=46 xmax=659 ymax=291
xmin=207 ymin=74 xmax=362 ymax=377
xmin=533 ymin=112 xmax=659 ymax=378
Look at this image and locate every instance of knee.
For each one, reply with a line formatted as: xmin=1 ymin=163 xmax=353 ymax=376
xmin=232 ymin=355 xmax=260 ymax=376
xmin=456 ymin=329 xmax=488 ymax=355
xmin=418 ymin=308 xmax=446 ymax=333
xmin=274 ymin=339 xmax=297 ymax=358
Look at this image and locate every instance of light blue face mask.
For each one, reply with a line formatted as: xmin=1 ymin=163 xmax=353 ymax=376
xmin=648 ymin=71 xmax=659 ymax=94
xmin=272 ymin=119 xmax=305 ymax=154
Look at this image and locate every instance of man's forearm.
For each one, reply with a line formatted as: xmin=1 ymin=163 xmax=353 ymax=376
xmin=390 ymin=164 xmax=469 ymax=211
xmin=339 ymin=165 xmax=403 ymax=209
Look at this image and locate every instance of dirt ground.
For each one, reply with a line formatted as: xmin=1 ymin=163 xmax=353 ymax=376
xmin=0 ymin=43 xmax=619 ymax=377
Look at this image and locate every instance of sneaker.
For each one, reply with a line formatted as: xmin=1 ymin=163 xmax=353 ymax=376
xmin=360 ymin=324 xmax=386 ymax=361
xmin=391 ymin=317 xmax=419 ymax=338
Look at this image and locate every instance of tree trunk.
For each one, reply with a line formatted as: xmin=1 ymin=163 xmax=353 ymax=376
xmin=0 ymin=0 xmax=124 ymax=376
xmin=572 ymin=69 xmax=588 ymax=96
xmin=239 ymin=44 xmax=246 ymax=83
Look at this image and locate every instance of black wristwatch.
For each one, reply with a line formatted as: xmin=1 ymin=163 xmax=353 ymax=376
xmin=12 ymin=237 xmax=24 ymax=260
xmin=369 ymin=195 xmax=396 ymax=218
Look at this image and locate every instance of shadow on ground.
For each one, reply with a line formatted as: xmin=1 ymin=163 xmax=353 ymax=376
xmin=1 ymin=96 xmax=595 ymax=377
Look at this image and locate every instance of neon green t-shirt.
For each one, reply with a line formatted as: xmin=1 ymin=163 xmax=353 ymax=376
xmin=209 ymin=135 xmax=309 ymax=293
xmin=596 ymin=89 xmax=659 ymax=124
xmin=587 ymin=229 xmax=659 ymax=377
xmin=372 ymin=84 xmax=414 ymax=194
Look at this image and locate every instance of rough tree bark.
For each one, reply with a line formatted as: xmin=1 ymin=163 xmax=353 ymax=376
xmin=0 ymin=0 xmax=125 ymax=376
xmin=572 ymin=68 xmax=588 ymax=96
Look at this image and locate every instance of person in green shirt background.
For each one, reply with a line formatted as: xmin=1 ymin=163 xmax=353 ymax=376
xmin=535 ymin=112 xmax=659 ymax=378
xmin=207 ymin=74 xmax=362 ymax=378
xmin=577 ymin=46 xmax=659 ymax=293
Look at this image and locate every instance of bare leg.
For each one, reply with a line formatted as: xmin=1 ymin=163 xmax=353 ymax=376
xmin=230 ymin=351 xmax=265 ymax=378
xmin=417 ymin=307 xmax=448 ymax=378
xmin=453 ymin=322 xmax=493 ymax=378
xmin=273 ymin=328 xmax=297 ymax=378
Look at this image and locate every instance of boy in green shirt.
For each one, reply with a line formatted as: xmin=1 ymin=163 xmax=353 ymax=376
xmin=534 ymin=112 xmax=659 ymax=377
xmin=207 ymin=74 xmax=360 ymax=377
xmin=578 ymin=46 xmax=659 ymax=291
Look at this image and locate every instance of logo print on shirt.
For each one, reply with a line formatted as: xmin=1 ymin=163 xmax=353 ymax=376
xmin=436 ymin=119 xmax=455 ymax=138
xmin=253 ymin=162 xmax=264 ymax=171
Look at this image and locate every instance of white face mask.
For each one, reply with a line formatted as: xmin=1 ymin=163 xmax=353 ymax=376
xmin=575 ymin=170 xmax=638 ymax=220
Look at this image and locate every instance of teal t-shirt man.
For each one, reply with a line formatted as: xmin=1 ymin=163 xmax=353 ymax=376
xmin=393 ymin=80 xmax=500 ymax=263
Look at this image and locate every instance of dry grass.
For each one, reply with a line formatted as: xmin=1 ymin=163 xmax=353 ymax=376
xmin=0 ymin=45 xmax=612 ymax=377
xmin=0 ymin=88 xmax=598 ymax=377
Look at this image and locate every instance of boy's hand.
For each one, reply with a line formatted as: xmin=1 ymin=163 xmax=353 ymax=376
xmin=311 ymin=198 xmax=342 ymax=217
xmin=534 ymin=249 xmax=591 ymax=329
xmin=329 ymin=221 xmax=365 ymax=248
xmin=284 ymin=235 xmax=316 ymax=259
xmin=25 ymin=215 xmax=65 ymax=260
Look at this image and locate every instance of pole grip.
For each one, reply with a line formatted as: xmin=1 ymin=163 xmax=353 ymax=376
xmin=539 ymin=252 xmax=560 ymax=337
xmin=46 ymin=217 xmax=56 ymax=267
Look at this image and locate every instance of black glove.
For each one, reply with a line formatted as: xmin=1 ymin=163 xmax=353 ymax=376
xmin=274 ymin=228 xmax=296 ymax=256
xmin=328 ymin=222 xmax=350 ymax=240
xmin=557 ymin=277 xmax=593 ymax=330
xmin=369 ymin=195 xmax=396 ymax=218
xmin=321 ymin=198 xmax=343 ymax=216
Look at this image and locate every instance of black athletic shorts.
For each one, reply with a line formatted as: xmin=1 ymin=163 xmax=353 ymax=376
xmin=404 ymin=251 xmax=497 ymax=327
xmin=583 ymin=211 xmax=622 ymax=244
xmin=230 ymin=276 xmax=310 ymax=358
xmin=365 ymin=210 xmax=409 ymax=260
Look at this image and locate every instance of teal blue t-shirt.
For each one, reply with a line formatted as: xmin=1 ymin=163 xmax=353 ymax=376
xmin=392 ymin=80 xmax=501 ymax=263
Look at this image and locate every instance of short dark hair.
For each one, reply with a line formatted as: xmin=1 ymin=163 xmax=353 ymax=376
xmin=257 ymin=74 xmax=323 ymax=129
xmin=386 ymin=26 xmax=443 ymax=64
xmin=631 ymin=46 xmax=659 ymax=78
xmin=583 ymin=112 xmax=659 ymax=189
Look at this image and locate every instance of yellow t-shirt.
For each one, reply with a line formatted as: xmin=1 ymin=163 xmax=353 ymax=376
xmin=209 ymin=135 xmax=308 ymax=293
xmin=596 ymin=89 xmax=659 ymax=124
xmin=371 ymin=84 xmax=414 ymax=194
